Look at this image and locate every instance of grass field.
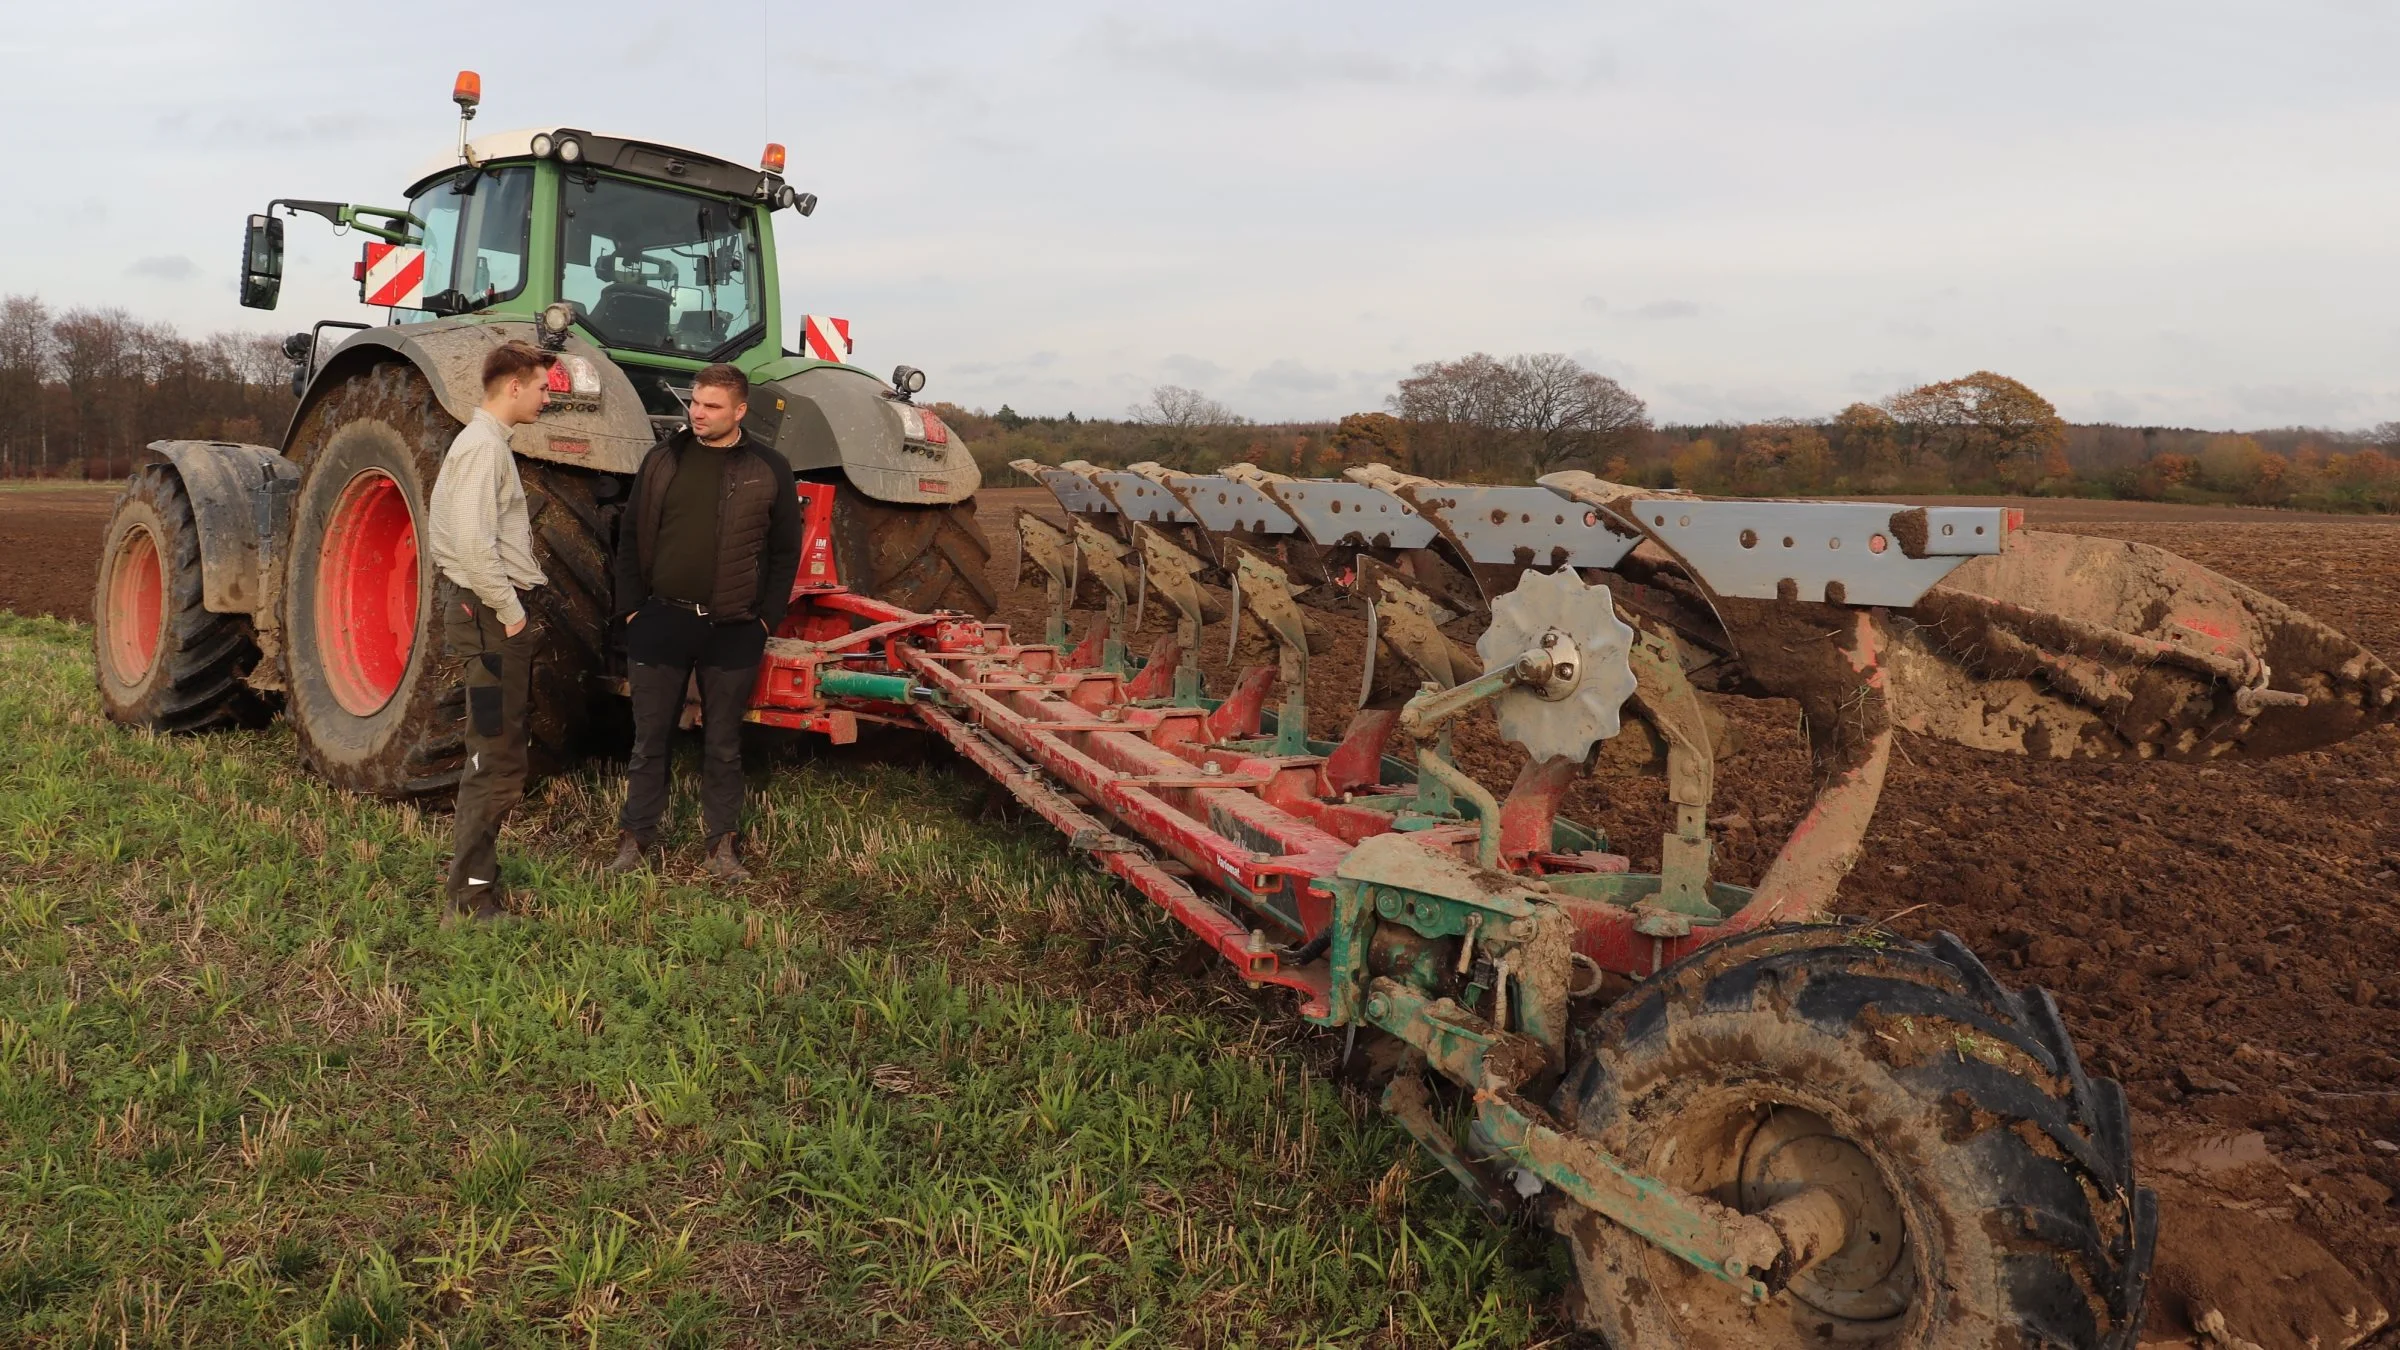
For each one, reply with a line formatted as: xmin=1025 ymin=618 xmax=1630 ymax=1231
xmin=0 ymin=613 xmax=1570 ymax=1347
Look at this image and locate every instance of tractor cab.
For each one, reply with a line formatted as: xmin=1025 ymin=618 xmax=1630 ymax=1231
xmin=387 ymin=127 xmax=800 ymax=418
xmin=224 ymin=72 xmax=983 ymax=519
xmin=237 ymin=71 xmax=816 ymax=422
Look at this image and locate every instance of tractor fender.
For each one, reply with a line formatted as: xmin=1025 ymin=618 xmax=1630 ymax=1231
xmin=289 ymin=319 xmax=653 ymax=475
xmin=750 ymin=364 xmax=981 ymax=505
xmin=140 ymin=440 xmax=300 ymax=617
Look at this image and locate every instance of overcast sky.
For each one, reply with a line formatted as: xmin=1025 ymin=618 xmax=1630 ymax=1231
xmin=4 ymin=1 xmax=2394 ymax=429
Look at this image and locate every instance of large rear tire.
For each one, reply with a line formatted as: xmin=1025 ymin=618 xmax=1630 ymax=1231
xmin=828 ymin=485 xmax=996 ymax=616
xmin=92 ymin=464 xmax=269 ymax=732
xmin=279 ymin=362 xmax=615 ymax=795
xmin=1555 ymin=924 xmax=2154 ymax=1349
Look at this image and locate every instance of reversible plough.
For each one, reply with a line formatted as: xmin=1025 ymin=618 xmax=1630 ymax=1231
xmin=742 ymin=462 xmax=2395 ymax=1346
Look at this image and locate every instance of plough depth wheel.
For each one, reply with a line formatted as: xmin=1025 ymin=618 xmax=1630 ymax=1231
xmin=1557 ymin=925 xmax=2154 ymax=1348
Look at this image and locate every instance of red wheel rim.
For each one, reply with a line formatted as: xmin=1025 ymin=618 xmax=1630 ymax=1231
xmin=105 ymin=524 xmax=165 ymax=685
xmin=314 ymin=469 xmax=419 ymax=716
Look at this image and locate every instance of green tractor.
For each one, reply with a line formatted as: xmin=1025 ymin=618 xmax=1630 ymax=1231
xmin=90 ymin=73 xmax=994 ymax=794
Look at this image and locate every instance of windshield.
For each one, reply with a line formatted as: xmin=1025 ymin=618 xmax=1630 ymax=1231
xmin=559 ymin=176 xmax=762 ymax=358
xmin=403 ymin=166 xmax=534 ymax=316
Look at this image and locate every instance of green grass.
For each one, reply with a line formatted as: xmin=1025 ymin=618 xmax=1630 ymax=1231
xmin=0 ymin=612 xmax=1570 ymax=1347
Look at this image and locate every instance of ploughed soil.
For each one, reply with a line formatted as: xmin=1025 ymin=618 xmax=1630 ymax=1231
xmin=8 ymin=480 xmax=2394 ymax=1345
xmin=0 ymin=484 xmax=118 ymax=623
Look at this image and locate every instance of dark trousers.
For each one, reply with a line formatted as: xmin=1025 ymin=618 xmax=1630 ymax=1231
xmin=444 ymin=587 xmax=537 ymax=906
xmin=618 ymin=603 xmax=764 ymax=844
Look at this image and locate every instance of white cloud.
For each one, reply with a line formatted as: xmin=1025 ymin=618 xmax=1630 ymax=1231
xmin=127 ymin=255 xmax=196 ymax=283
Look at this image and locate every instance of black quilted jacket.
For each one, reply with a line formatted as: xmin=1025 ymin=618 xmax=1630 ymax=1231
xmin=615 ymin=429 xmax=802 ymax=628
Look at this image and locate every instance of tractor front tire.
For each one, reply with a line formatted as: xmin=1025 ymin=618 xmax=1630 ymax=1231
xmin=92 ymin=463 xmax=269 ymax=732
xmin=829 ymin=485 xmax=997 ymax=616
xmin=1556 ymin=924 xmax=2154 ymax=1349
xmin=279 ymin=362 xmax=614 ymax=795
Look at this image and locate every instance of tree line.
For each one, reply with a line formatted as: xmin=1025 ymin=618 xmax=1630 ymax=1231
xmin=7 ymin=293 xmax=2391 ymax=515
xmin=0 ymin=295 xmax=296 ymax=479
xmin=948 ymin=356 xmax=2400 ymax=514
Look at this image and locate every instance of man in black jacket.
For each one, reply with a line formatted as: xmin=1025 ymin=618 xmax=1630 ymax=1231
xmin=607 ymin=363 xmax=801 ymax=882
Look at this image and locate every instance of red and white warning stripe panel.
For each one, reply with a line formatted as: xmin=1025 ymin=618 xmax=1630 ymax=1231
xmin=801 ymin=314 xmax=851 ymax=363
xmin=360 ymin=243 xmax=427 ymax=310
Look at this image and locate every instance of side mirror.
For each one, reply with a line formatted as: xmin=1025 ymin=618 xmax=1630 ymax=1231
xmin=239 ymin=214 xmax=284 ymax=310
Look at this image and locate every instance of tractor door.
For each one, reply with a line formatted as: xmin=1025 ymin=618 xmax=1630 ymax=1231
xmin=395 ymin=166 xmax=534 ymax=319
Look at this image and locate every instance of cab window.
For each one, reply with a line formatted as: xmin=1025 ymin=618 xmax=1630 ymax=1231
xmin=402 ymin=166 xmax=534 ymax=317
xmin=558 ymin=175 xmax=761 ymax=358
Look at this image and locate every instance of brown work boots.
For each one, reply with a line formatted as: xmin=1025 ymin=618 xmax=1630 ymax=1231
xmin=604 ymin=831 xmax=651 ymax=874
xmin=602 ymin=830 xmax=749 ymax=884
xmin=443 ymin=890 xmax=511 ymax=926
xmin=704 ymin=833 xmax=750 ymax=883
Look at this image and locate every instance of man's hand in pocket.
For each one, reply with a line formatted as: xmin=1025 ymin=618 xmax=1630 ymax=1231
xmin=504 ymin=617 xmax=527 ymax=638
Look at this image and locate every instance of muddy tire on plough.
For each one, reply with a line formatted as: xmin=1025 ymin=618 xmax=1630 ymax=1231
xmin=760 ymin=454 xmax=2383 ymax=1346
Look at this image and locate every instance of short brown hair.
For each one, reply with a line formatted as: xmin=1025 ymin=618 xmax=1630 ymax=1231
xmin=691 ymin=363 xmax=749 ymax=402
xmin=481 ymin=340 xmax=557 ymax=390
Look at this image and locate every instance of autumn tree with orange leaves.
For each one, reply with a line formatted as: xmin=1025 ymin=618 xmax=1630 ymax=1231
xmin=1883 ymin=371 xmax=2069 ymax=490
xmin=1730 ymin=420 xmax=1833 ymax=494
xmin=1831 ymin=401 xmax=1904 ymax=486
xmin=1329 ymin=411 xmax=1408 ymax=468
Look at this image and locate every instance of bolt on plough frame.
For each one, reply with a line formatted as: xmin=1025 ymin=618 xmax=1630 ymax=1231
xmin=745 ymin=465 xmax=2396 ymax=1345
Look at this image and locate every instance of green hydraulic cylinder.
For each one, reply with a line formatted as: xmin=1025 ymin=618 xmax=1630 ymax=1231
xmin=816 ymin=669 xmax=914 ymax=703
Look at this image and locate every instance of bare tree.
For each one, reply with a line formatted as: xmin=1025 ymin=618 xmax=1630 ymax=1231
xmin=221 ymin=333 xmax=291 ymax=390
xmin=1129 ymin=384 xmax=1245 ymax=462
xmin=1388 ymin=352 xmax=1518 ymax=478
xmin=52 ymin=308 xmax=144 ymax=472
xmin=0 ymin=295 xmax=52 ymax=476
xmin=1390 ymin=351 xmax=1647 ymax=478
xmin=1130 ymin=384 xmax=1240 ymax=430
xmin=1505 ymin=353 xmax=1648 ymax=474
xmin=0 ymin=297 xmax=298 ymax=478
